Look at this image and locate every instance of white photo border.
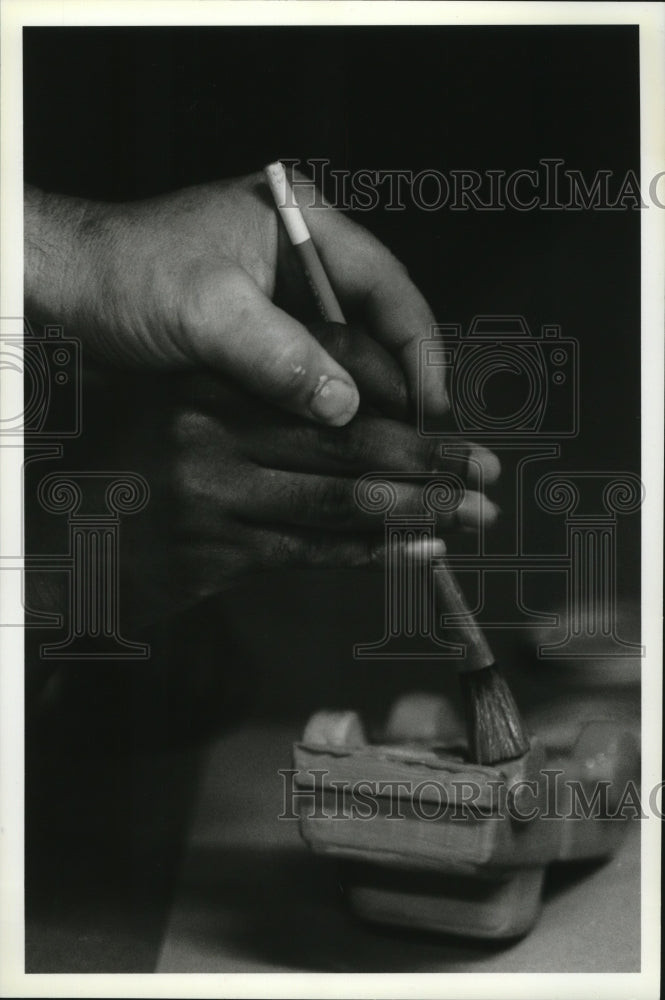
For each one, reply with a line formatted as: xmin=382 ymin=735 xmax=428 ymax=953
xmin=1 ymin=3 xmax=662 ymax=998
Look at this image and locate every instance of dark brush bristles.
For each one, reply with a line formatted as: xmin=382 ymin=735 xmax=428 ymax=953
xmin=460 ymin=664 xmax=530 ymax=765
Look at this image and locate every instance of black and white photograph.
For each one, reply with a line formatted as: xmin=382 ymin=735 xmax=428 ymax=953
xmin=1 ymin=2 xmax=662 ymax=997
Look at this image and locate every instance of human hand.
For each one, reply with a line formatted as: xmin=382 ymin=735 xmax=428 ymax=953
xmin=24 ymin=171 xmax=445 ymax=427
xmin=72 ymin=327 xmax=496 ymax=627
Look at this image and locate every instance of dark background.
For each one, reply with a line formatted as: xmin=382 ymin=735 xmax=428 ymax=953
xmin=23 ymin=25 xmax=641 ymax=971
xmin=24 ymin=23 xmax=641 ymax=546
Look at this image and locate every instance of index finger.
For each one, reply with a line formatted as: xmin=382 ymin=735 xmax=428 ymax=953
xmin=292 ymin=174 xmax=449 ymax=419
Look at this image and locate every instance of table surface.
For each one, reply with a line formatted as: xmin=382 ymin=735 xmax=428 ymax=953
xmin=156 ymin=723 xmax=640 ymax=974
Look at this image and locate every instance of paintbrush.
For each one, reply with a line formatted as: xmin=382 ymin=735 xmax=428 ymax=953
xmin=264 ymin=159 xmax=530 ymax=765
xmin=432 ymin=555 xmax=530 ymax=764
xmin=264 ymin=161 xmax=345 ymax=323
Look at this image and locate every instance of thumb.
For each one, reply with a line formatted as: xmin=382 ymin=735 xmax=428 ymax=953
xmin=184 ymin=267 xmax=360 ymax=426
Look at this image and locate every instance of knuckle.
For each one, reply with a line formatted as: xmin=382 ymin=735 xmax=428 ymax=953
xmin=216 ymin=263 xmax=255 ymax=303
xmin=170 ymin=461 xmax=203 ymax=522
xmin=170 ymin=447 xmax=212 ymax=508
xmin=343 ymin=429 xmax=375 ymax=468
xmin=439 ymin=390 xmax=452 ymax=415
xmin=273 ymin=475 xmax=309 ymax=518
xmin=390 ymin=371 xmax=410 ymax=410
xmin=389 ymin=251 xmax=410 ymax=282
xmin=369 ymin=242 xmax=410 ymax=283
xmin=366 ymin=537 xmax=388 ymax=568
xmin=261 ymin=339 xmax=310 ymax=399
xmin=180 ymin=264 xmax=254 ymax=331
xmin=317 ymin=425 xmax=370 ymax=467
xmin=267 ymin=530 xmax=320 ymax=568
xmin=313 ymin=426 xmax=349 ymax=464
xmin=178 ymin=267 xmax=216 ymax=329
xmin=171 ymin=408 xmax=211 ymax=448
xmin=268 ymin=532 xmax=299 ymax=565
xmin=318 ymin=477 xmax=356 ymax=523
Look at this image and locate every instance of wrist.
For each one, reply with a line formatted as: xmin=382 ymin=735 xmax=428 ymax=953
xmin=25 ymin=185 xmax=91 ymax=323
xmin=24 ymin=185 xmax=183 ymax=370
xmin=24 ymin=185 xmax=130 ymax=368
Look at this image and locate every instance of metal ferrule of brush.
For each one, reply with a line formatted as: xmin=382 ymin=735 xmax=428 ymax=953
xmin=433 ymin=558 xmax=495 ymax=673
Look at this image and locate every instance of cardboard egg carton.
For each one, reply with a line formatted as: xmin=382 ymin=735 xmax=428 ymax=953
xmin=292 ymin=694 xmax=640 ymax=939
